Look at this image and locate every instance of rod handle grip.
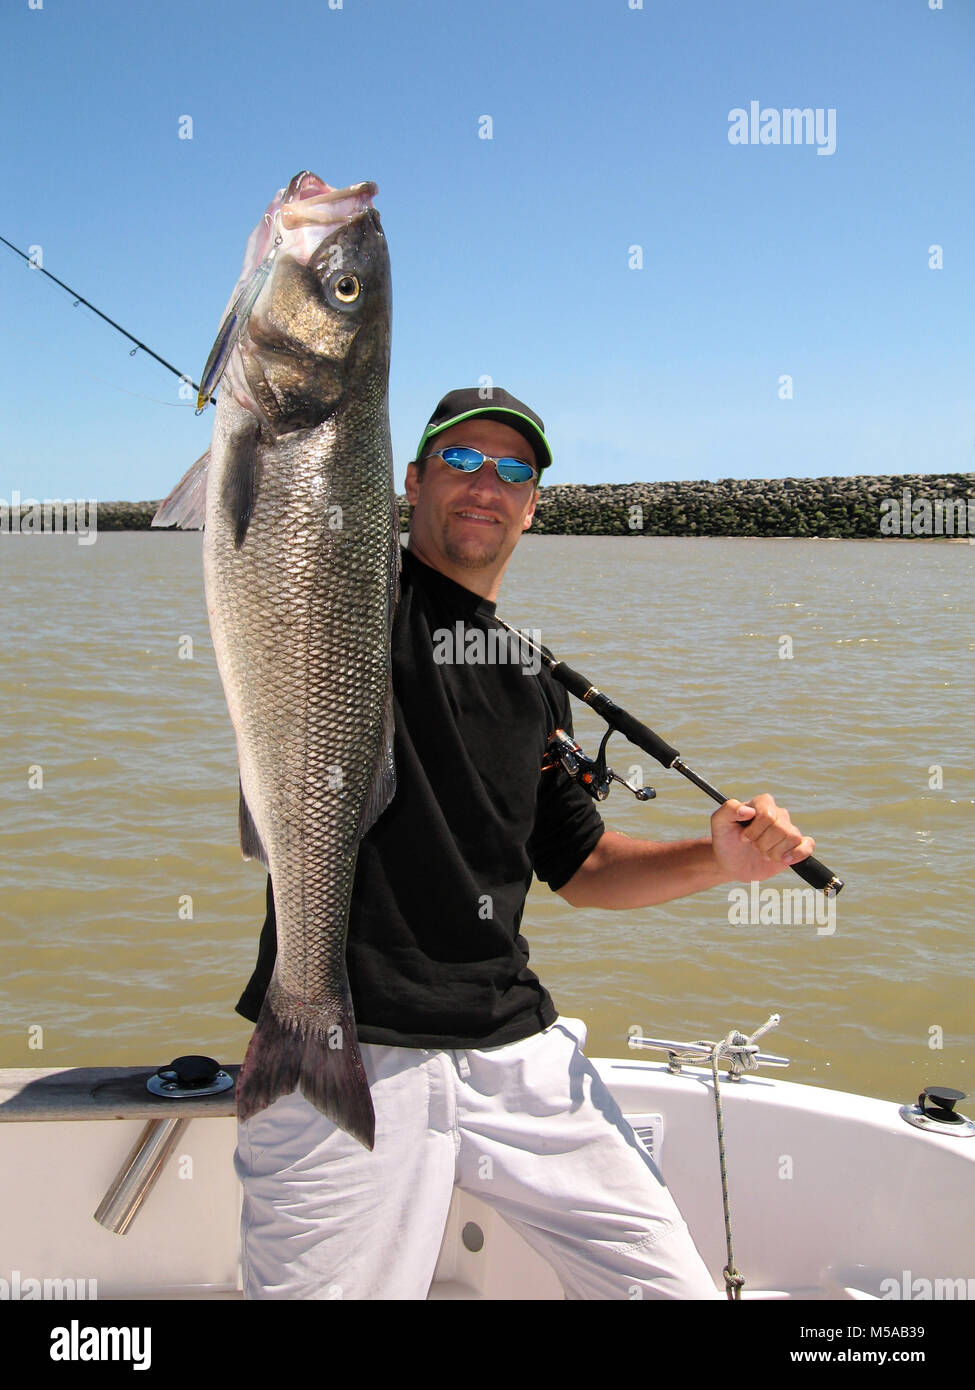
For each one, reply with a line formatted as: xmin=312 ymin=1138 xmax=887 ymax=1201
xmin=788 ymin=853 xmax=843 ymax=896
xmin=551 ymin=665 xmax=680 ymax=767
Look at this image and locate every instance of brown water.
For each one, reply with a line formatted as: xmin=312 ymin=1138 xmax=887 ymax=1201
xmin=1 ymin=533 xmax=972 ymax=1106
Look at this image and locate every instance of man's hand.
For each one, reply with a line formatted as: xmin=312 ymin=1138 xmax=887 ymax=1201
xmin=711 ymin=794 xmax=814 ymax=884
xmin=556 ymin=796 xmax=816 ymax=910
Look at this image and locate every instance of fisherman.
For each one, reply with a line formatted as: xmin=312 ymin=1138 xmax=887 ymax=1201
xmin=234 ymin=387 xmax=816 ymax=1301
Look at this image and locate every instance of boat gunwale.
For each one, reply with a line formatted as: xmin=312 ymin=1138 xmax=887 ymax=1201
xmin=4 ymin=1059 xmax=973 ymax=1152
xmin=0 ymin=1064 xmax=243 ymax=1122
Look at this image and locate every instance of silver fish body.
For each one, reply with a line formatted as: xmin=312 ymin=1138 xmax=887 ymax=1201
xmin=155 ymin=175 xmax=397 ymax=1148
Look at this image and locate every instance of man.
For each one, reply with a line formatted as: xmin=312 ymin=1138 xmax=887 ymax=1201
xmin=234 ymin=387 xmax=815 ymax=1300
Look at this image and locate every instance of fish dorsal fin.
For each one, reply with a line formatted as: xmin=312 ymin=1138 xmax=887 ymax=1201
xmin=151 ymin=450 xmax=210 ymax=530
xmin=359 ymin=676 xmax=396 ymax=837
xmin=359 ymin=527 xmax=400 ymax=836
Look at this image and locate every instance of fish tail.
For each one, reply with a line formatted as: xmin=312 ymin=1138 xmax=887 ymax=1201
xmin=236 ymin=980 xmax=376 ymax=1150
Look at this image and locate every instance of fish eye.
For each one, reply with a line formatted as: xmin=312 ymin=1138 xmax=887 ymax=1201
xmin=331 ymin=273 xmax=360 ymax=304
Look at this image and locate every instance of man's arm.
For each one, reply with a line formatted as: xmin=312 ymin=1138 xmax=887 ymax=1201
xmin=556 ymin=794 xmax=815 ymax=909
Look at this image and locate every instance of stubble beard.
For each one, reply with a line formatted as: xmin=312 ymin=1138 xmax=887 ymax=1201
xmin=442 ymin=523 xmax=509 ymax=570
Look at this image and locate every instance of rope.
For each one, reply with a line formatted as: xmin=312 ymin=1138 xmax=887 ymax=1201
xmin=710 ymin=1034 xmax=746 ymax=1299
xmin=705 ymin=1013 xmax=781 ymax=1300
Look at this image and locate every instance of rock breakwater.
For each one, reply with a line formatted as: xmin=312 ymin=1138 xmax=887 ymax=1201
xmin=54 ymin=473 xmax=975 ymax=538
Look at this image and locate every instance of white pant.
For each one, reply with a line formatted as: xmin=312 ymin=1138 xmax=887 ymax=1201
xmin=234 ymin=1016 xmax=720 ymax=1300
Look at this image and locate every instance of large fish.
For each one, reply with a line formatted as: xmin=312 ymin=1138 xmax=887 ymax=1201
xmin=153 ymin=172 xmax=397 ymax=1149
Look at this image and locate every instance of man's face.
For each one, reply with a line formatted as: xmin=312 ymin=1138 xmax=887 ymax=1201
xmin=404 ymin=417 xmax=539 ymax=598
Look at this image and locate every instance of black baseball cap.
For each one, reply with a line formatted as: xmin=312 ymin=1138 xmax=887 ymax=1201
xmin=415 ymin=387 xmax=553 ymax=474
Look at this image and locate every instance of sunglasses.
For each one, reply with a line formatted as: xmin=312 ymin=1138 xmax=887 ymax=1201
xmin=424 ymin=445 xmax=538 ymax=486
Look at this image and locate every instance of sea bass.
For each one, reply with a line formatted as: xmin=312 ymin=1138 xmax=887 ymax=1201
xmin=153 ymin=172 xmax=397 ymax=1149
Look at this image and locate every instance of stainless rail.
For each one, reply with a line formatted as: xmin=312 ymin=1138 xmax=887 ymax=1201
xmin=93 ymin=1117 xmax=190 ymax=1235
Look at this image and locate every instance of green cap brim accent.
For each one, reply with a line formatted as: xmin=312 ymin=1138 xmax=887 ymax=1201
xmin=416 ymin=407 xmax=552 ymax=472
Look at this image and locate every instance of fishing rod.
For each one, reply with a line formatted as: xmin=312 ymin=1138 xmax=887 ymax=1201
xmin=494 ymin=617 xmax=843 ymax=898
xmin=0 ymin=234 xmax=203 ymax=398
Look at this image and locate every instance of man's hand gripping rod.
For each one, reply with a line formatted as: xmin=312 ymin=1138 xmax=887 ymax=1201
xmin=496 ymin=619 xmax=843 ymax=898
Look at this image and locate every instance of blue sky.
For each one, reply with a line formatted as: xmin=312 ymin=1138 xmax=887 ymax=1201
xmin=1 ymin=0 xmax=972 ymax=500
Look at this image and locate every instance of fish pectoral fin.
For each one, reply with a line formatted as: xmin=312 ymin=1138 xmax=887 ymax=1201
xmin=150 ymin=449 xmax=210 ymax=530
xmin=238 ymin=780 xmax=269 ymax=867
xmin=222 ymin=419 xmax=262 ymax=549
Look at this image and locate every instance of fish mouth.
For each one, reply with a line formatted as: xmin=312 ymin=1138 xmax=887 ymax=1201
xmin=279 ymin=176 xmax=378 ymax=231
xmin=236 ymin=174 xmax=379 ymax=283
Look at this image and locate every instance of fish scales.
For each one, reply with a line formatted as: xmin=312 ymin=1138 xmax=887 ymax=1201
xmin=208 ymin=422 xmax=392 ymax=979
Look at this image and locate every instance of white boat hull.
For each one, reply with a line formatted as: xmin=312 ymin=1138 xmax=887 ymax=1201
xmin=1 ymin=1057 xmax=972 ymax=1301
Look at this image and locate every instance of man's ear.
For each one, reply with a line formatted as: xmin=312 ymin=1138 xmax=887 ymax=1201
xmin=404 ymin=460 xmax=420 ymax=506
xmin=522 ymin=486 xmax=539 ymax=530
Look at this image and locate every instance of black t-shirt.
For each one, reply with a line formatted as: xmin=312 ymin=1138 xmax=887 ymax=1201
xmin=235 ymin=546 xmax=606 ymax=1048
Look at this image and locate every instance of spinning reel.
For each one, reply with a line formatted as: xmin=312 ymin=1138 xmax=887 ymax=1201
xmin=541 ymin=728 xmax=656 ymax=803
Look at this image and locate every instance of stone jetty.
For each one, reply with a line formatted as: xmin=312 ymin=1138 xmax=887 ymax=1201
xmin=74 ymin=472 xmax=974 ymax=539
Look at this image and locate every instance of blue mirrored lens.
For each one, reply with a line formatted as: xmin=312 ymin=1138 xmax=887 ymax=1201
xmin=496 ymin=461 xmax=536 ymax=483
xmin=440 ymin=447 xmax=484 ymax=470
